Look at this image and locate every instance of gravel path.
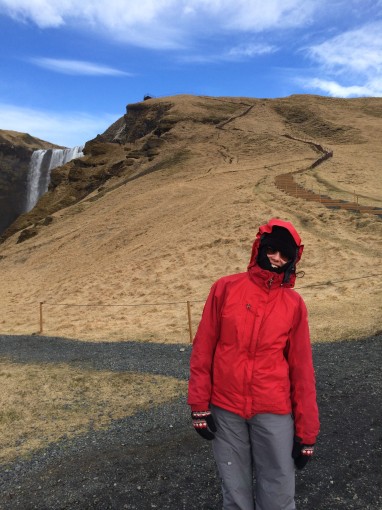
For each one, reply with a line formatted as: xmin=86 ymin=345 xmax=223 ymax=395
xmin=0 ymin=334 xmax=381 ymax=510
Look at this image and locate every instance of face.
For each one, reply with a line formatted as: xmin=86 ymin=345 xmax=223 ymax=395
xmin=266 ymin=246 xmax=291 ymax=269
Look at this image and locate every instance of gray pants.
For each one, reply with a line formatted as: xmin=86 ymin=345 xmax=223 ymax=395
xmin=211 ymin=406 xmax=295 ymax=510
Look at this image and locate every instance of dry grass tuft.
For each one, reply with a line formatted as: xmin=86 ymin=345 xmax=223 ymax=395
xmin=0 ymin=359 xmax=187 ymax=464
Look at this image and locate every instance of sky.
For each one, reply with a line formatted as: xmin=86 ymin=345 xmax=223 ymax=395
xmin=0 ymin=0 xmax=382 ymax=147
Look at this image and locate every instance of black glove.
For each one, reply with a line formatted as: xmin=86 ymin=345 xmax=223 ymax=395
xmin=191 ymin=410 xmax=217 ymax=440
xmin=292 ymin=437 xmax=315 ymax=470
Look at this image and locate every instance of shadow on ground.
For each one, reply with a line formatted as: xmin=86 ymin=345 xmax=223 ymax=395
xmin=0 ymin=335 xmax=191 ymax=378
xmin=0 ymin=334 xmax=381 ymax=509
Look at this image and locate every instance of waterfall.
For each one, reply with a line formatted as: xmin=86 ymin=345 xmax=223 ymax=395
xmin=25 ymin=145 xmax=84 ymax=212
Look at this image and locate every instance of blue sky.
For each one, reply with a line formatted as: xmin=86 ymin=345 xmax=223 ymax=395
xmin=0 ymin=0 xmax=381 ymax=147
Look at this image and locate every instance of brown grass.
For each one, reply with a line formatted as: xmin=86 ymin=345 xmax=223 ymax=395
xmin=0 ymin=359 xmax=187 ymax=464
xmin=0 ymin=129 xmax=61 ymax=150
xmin=0 ymin=94 xmax=381 ymax=463
xmin=0 ymin=95 xmax=381 ymax=344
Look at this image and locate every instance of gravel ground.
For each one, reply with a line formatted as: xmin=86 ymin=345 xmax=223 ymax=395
xmin=0 ymin=334 xmax=381 ymax=510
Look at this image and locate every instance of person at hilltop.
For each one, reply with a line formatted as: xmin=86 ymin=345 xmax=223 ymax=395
xmin=188 ymin=218 xmax=319 ymax=510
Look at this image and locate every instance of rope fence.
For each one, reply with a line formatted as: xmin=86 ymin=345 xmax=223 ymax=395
xmin=38 ymin=299 xmax=204 ymax=342
xmin=35 ymin=273 xmax=381 ymax=342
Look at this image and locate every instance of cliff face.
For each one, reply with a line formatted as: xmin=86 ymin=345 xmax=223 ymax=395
xmin=0 ymin=130 xmax=61 ymax=235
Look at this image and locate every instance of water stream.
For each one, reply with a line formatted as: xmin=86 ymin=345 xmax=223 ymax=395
xmin=25 ymin=146 xmax=84 ymax=212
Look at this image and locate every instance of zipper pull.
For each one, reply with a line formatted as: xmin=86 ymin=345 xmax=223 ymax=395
xmin=246 ymin=303 xmax=251 ymax=310
xmin=268 ymin=277 xmax=274 ymax=288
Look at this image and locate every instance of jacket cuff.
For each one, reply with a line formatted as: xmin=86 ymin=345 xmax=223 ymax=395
xmin=190 ymin=403 xmax=210 ymax=411
xmin=300 ymin=434 xmax=317 ymax=444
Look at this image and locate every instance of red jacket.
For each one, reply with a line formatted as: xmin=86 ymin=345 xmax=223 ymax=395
xmin=188 ymin=219 xmax=319 ymax=444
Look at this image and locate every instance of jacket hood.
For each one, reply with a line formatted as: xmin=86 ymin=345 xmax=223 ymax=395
xmin=248 ymin=218 xmax=304 ymax=288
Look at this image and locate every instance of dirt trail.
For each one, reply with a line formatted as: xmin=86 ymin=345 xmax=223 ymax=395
xmin=274 ymin=135 xmax=382 ymax=216
xmin=215 ymin=102 xmax=381 ymax=216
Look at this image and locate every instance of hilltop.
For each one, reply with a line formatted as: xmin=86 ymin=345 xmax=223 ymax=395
xmin=0 ymin=130 xmax=62 ymax=151
xmin=0 ymin=94 xmax=381 ymax=343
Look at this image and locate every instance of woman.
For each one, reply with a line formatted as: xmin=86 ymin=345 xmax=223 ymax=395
xmin=188 ymin=218 xmax=319 ymax=510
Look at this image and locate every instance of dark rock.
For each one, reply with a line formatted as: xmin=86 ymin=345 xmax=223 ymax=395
xmin=0 ymin=130 xmax=61 ymax=236
xmin=16 ymin=227 xmax=38 ymax=243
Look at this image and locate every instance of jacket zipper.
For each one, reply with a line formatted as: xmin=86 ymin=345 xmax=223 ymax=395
xmin=268 ymin=277 xmax=274 ymax=288
xmin=243 ymin=304 xmax=251 ymax=341
xmin=244 ymin=303 xmax=253 ymax=399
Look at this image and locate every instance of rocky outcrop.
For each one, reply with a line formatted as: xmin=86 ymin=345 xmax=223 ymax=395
xmin=0 ymin=130 xmax=61 ymax=235
xmin=102 ymin=101 xmax=174 ymax=143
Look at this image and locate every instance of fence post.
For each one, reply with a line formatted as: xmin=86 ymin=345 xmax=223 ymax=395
xmin=187 ymin=301 xmax=193 ymax=344
xmin=39 ymin=301 xmax=44 ymax=334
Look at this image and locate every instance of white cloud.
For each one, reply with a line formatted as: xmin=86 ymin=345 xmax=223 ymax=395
xmin=307 ymin=22 xmax=382 ymax=75
xmin=179 ymin=42 xmax=277 ymax=64
xmin=302 ymin=21 xmax=382 ymax=97
xmin=212 ymin=0 xmax=317 ymax=31
xmin=0 ymin=103 xmax=118 ymax=147
xmin=227 ymin=43 xmax=277 ymax=59
xmin=0 ymin=0 xmax=67 ymax=27
xmin=301 ymin=78 xmax=382 ymax=98
xmin=30 ymin=58 xmax=131 ymax=76
xmin=0 ymin=0 xmax=321 ymax=49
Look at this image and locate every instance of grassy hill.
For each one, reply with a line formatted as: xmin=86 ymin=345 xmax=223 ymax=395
xmin=0 ymin=94 xmax=381 ymax=343
xmin=0 ymin=129 xmax=62 ymax=150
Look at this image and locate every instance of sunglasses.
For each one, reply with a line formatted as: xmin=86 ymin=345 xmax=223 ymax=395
xmin=266 ymin=245 xmax=292 ymax=261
